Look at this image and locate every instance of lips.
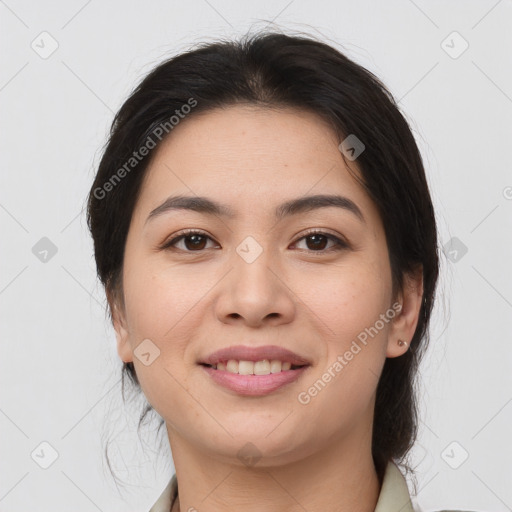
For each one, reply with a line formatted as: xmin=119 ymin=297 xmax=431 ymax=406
xmin=201 ymin=364 xmax=309 ymax=395
xmin=199 ymin=344 xmax=311 ymax=367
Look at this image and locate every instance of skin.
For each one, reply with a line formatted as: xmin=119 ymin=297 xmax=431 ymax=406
xmin=111 ymin=105 xmax=423 ymax=512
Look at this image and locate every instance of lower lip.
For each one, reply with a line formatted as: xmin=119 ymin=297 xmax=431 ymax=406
xmin=200 ymin=365 xmax=310 ymax=396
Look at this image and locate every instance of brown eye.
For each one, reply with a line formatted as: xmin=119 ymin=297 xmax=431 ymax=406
xmin=181 ymin=233 xmax=208 ymax=250
xmin=161 ymin=229 xmax=348 ymax=253
xmin=292 ymin=231 xmax=348 ymax=252
xmin=304 ymin=234 xmax=329 ymax=250
xmin=162 ymin=230 xmax=217 ymax=252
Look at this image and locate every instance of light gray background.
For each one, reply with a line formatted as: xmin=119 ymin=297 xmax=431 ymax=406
xmin=1 ymin=1 xmax=511 ymax=511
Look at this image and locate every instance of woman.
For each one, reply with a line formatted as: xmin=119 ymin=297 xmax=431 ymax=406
xmin=87 ymin=31 xmax=456 ymax=512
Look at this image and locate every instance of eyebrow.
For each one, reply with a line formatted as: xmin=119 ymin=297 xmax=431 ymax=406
xmin=145 ymin=193 xmax=365 ymax=224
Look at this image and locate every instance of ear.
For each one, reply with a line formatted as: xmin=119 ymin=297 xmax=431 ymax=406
xmin=386 ymin=265 xmax=424 ymax=358
xmin=107 ymin=289 xmax=133 ymax=364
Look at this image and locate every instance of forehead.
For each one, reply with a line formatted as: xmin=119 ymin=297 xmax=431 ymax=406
xmin=135 ymin=105 xmax=380 ymax=227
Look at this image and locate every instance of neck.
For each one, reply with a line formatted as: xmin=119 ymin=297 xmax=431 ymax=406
xmin=167 ymin=425 xmax=381 ymax=512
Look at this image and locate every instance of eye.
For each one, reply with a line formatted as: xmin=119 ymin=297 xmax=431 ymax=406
xmin=160 ymin=229 xmax=348 ymax=253
xmin=161 ymin=229 xmax=219 ymax=252
xmin=291 ymin=230 xmax=348 ymax=252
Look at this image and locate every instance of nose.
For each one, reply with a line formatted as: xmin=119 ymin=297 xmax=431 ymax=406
xmin=214 ymin=248 xmax=296 ymax=328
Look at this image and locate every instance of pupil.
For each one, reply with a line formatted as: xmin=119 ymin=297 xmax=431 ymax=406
xmin=307 ymin=234 xmax=327 ymax=250
xmin=186 ymin=235 xmax=206 ymax=250
xmin=183 ymin=234 xmax=328 ymax=251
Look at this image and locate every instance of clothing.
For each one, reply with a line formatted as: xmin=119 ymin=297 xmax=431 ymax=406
xmin=149 ymin=461 xmax=419 ymax=512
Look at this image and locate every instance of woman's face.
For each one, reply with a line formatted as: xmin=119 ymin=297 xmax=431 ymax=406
xmin=113 ymin=105 xmax=417 ymax=465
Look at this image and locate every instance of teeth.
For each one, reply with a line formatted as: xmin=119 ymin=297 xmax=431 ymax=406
xmin=254 ymin=360 xmax=270 ymax=375
xmin=226 ymin=360 xmax=239 ymax=373
xmin=238 ymin=360 xmax=253 ymax=375
xmin=213 ymin=359 xmax=294 ymax=375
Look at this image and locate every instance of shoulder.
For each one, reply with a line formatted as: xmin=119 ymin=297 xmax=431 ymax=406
xmin=378 ymin=462 xmax=478 ymax=512
xmin=148 ymin=474 xmax=177 ymax=512
xmin=417 ymin=509 xmax=479 ymax=512
xmin=149 ymin=467 xmax=479 ymax=512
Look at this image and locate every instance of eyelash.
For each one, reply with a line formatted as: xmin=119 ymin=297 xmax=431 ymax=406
xmin=160 ymin=228 xmax=349 ymax=254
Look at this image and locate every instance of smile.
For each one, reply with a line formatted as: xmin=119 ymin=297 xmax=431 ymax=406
xmin=200 ymin=361 xmax=310 ymax=396
xmin=202 ymin=359 xmax=307 ymax=375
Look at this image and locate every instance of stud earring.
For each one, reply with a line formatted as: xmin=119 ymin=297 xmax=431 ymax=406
xmin=397 ymin=339 xmax=408 ymax=347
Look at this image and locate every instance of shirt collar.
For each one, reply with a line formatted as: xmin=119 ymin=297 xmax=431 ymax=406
xmin=149 ymin=461 xmax=414 ymax=512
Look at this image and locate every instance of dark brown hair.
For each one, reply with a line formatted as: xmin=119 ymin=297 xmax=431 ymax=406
xmin=87 ymin=30 xmax=440 ymax=484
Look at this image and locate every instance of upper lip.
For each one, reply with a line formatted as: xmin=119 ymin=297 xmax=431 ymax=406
xmin=199 ymin=345 xmax=311 ymax=366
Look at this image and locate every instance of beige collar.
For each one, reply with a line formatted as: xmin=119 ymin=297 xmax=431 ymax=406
xmin=149 ymin=460 xmax=414 ymax=512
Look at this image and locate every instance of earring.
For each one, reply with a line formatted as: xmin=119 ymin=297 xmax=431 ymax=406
xmin=397 ymin=339 xmax=408 ymax=347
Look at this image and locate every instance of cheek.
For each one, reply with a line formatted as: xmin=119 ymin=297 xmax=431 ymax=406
xmin=297 ymin=259 xmax=391 ymax=404
xmin=123 ymin=252 xmax=204 ymax=339
xmin=121 ymin=269 xmax=204 ymax=421
xmin=120 ymin=254 xmax=207 ymax=408
xmin=298 ymin=256 xmax=392 ymax=338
